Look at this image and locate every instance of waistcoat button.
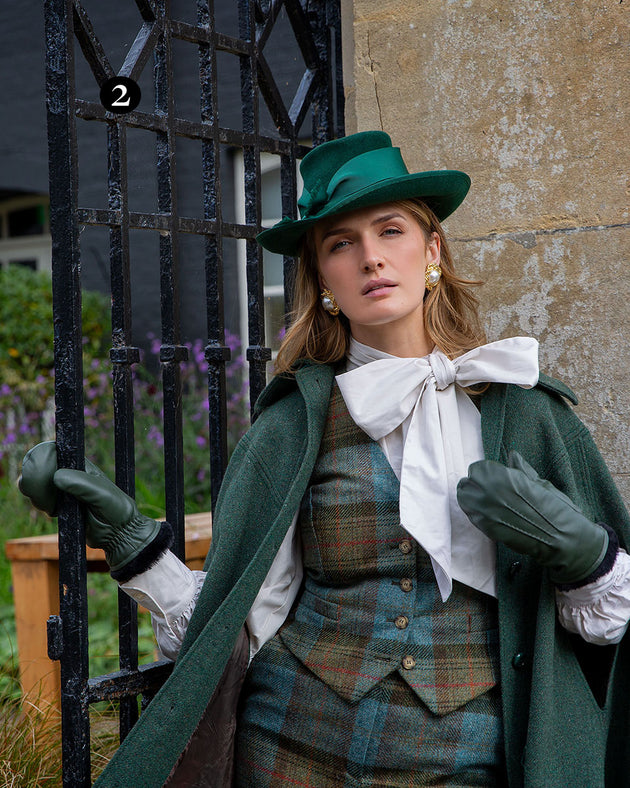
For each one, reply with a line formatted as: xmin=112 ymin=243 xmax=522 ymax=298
xmin=512 ymin=652 xmax=527 ymax=670
xmin=509 ymin=561 xmax=522 ymax=579
xmin=400 ymin=578 xmax=413 ymax=592
xmin=402 ymin=655 xmax=416 ymax=670
xmin=394 ymin=615 xmax=409 ymax=630
xmin=399 ymin=539 xmax=413 ymax=554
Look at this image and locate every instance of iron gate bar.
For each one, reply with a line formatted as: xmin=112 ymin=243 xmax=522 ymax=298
xmin=73 ymin=0 xmax=159 ymax=84
xmin=199 ymin=0 xmax=231 ymax=505
xmin=107 ymin=112 xmax=142 ymax=740
xmin=154 ymin=3 xmax=188 ymax=563
xmin=72 ymin=3 xmax=115 ymax=85
xmin=45 ymin=0 xmax=91 ymax=783
xmin=86 ymin=659 xmax=173 ymax=703
xmin=75 ymin=96 xmax=314 ymax=157
xmin=45 ymin=0 xmax=344 ymax=783
xmin=240 ymin=0 xmax=269 ymax=405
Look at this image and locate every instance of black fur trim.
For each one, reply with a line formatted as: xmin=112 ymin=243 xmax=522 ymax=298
xmin=555 ymin=523 xmax=619 ymax=591
xmin=110 ymin=521 xmax=174 ymax=583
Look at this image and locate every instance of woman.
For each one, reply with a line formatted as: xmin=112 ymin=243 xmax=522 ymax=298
xmin=20 ymin=131 xmax=630 ymax=787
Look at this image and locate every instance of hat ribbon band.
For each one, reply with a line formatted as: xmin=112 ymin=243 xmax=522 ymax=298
xmin=298 ymin=147 xmax=409 ymax=219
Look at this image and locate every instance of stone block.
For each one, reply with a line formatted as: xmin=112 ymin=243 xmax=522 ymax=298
xmin=345 ymin=0 xmax=629 ymax=237
xmin=449 ymin=224 xmax=630 ymax=498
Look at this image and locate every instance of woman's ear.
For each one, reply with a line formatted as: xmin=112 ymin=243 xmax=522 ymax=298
xmin=427 ymin=232 xmax=441 ymax=265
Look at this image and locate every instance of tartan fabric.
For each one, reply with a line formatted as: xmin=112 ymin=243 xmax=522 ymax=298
xmin=280 ymin=383 xmax=499 ymax=715
xmin=234 ymin=629 xmax=506 ymax=787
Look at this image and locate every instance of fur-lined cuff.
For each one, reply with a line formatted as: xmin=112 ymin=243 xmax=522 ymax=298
xmin=110 ymin=521 xmax=174 ymax=583
xmin=555 ymin=523 xmax=619 ymax=592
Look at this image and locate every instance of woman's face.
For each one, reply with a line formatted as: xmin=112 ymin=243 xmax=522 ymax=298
xmin=314 ymin=203 xmax=440 ymax=354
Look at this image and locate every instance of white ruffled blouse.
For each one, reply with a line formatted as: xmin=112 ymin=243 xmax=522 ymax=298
xmin=121 ymin=338 xmax=630 ymax=661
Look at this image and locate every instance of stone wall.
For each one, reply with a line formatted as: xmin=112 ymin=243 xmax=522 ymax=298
xmin=341 ymin=0 xmax=630 ymax=499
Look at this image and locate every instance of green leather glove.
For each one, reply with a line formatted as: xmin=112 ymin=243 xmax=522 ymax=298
xmin=18 ymin=441 xmax=105 ymax=516
xmin=456 ymin=450 xmax=609 ymax=585
xmin=19 ymin=441 xmax=171 ymax=581
xmin=53 ymin=467 xmax=163 ymax=575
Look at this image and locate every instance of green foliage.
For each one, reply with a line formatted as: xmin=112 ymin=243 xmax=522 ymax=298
xmin=0 ymin=266 xmax=55 ymax=375
xmin=0 ymin=265 xmax=110 ymax=379
xmin=87 ymin=572 xmax=157 ymax=678
xmin=0 ymin=266 xmax=112 ymax=479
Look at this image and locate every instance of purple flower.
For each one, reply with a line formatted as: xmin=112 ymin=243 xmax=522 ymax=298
xmin=147 ymin=425 xmax=164 ymax=447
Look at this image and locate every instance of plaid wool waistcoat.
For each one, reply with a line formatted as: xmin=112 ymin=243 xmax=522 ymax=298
xmin=280 ymin=384 xmax=500 ymax=716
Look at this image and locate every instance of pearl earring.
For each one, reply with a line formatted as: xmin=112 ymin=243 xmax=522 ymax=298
xmin=320 ymin=288 xmax=340 ymax=315
xmin=425 ymin=263 xmax=442 ymax=291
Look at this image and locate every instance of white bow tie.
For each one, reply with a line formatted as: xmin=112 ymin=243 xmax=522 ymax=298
xmin=335 ymin=337 xmax=540 ymax=600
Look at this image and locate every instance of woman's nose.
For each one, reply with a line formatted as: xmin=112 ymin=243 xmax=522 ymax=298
xmin=361 ymin=240 xmax=384 ymax=272
xmin=363 ymin=258 xmax=384 ymax=273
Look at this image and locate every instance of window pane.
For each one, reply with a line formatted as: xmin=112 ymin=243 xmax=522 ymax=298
xmin=10 ymin=259 xmax=37 ymax=270
xmin=264 ymin=292 xmax=286 ymax=352
xmin=261 ymin=167 xmax=281 ymax=223
xmin=263 ymin=249 xmax=283 ymax=287
xmin=8 ymin=206 xmax=45 ymax=237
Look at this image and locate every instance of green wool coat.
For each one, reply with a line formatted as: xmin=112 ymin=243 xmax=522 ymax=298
xmin=96 ymin=362 xmax=630 ymax=788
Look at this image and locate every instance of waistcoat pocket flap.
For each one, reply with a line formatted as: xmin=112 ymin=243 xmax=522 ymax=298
xmin=397 ymin=640 xmax=498 ymax=716
xmin=279 ymin=624 xmax=398 ymax=704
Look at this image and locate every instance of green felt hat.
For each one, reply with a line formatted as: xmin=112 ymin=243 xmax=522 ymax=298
xmin=256 ymin=131 xmax=470 ymax=256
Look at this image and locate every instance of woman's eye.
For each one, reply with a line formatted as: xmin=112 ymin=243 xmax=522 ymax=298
xmin=330 ymin=239 xmax=349 ymax=251
xmin=383 ymin=227 xmax=402 ymax=236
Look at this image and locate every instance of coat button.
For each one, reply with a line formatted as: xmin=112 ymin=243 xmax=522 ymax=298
xmin=395 ymin=615 xmax=409 ymax=630
xmin=509 ymin=561 xmax=522 ymax=579
xmin=402 ymin=655 xmax=416 ymax=670
xmin=399 ymin=539 xmax=413 ymax=554
xmin=400 ymin=578 xmax=413 ymax=592
xmin=512 ymin=652 xmax=527 ymax=670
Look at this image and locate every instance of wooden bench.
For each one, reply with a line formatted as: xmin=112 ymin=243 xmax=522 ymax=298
xmin=5 ymin=512 xmax=212 ymax=710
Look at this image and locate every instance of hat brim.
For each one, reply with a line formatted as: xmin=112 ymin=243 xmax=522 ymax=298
xmin=256 ymin=170 xmax=470 ymax=256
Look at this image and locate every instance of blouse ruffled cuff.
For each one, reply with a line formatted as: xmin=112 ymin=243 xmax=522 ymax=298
xmin=556 ymin=548 xmax=630 ymax=645
xmin=120 ymin=549 xmax=206 ymax=660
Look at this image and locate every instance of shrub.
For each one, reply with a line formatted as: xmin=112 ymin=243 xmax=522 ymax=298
xmin=0 ymin=266 xmax=111 ymax=479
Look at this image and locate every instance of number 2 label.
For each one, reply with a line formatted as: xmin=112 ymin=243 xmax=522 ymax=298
xmin=100 ymin=77 xmax=141 ymax=114
xmin=111 ymin=84 xmax=131 ymax=108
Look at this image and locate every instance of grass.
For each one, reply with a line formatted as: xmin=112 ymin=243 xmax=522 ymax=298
xmin=0 ymin=678 xmax=62 ymax=787
xmin=0 ymin=682 xmax=121 ymax=786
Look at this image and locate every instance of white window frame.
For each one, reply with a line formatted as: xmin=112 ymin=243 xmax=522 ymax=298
xmin=234 ymin=151 xmax=304 ymax=363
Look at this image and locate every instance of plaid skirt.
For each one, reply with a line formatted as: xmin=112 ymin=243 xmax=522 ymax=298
xmin=234 ymin=634 xmax=506 ymax=788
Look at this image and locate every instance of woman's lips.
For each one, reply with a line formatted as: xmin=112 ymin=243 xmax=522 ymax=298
xmin=362 ymin=279 xmax=397 ymax=296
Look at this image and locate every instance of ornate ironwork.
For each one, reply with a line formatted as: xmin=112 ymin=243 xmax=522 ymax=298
xmin=44 ymin=0 xmax=343 ymax=783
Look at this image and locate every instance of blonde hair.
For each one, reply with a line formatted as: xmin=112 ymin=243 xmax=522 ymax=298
xmin=273 ymin=199 xmax=486 ymax=376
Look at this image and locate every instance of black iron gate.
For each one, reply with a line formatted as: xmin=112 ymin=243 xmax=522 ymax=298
xmin=44 ymin=0 xmax=343 ymax=783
